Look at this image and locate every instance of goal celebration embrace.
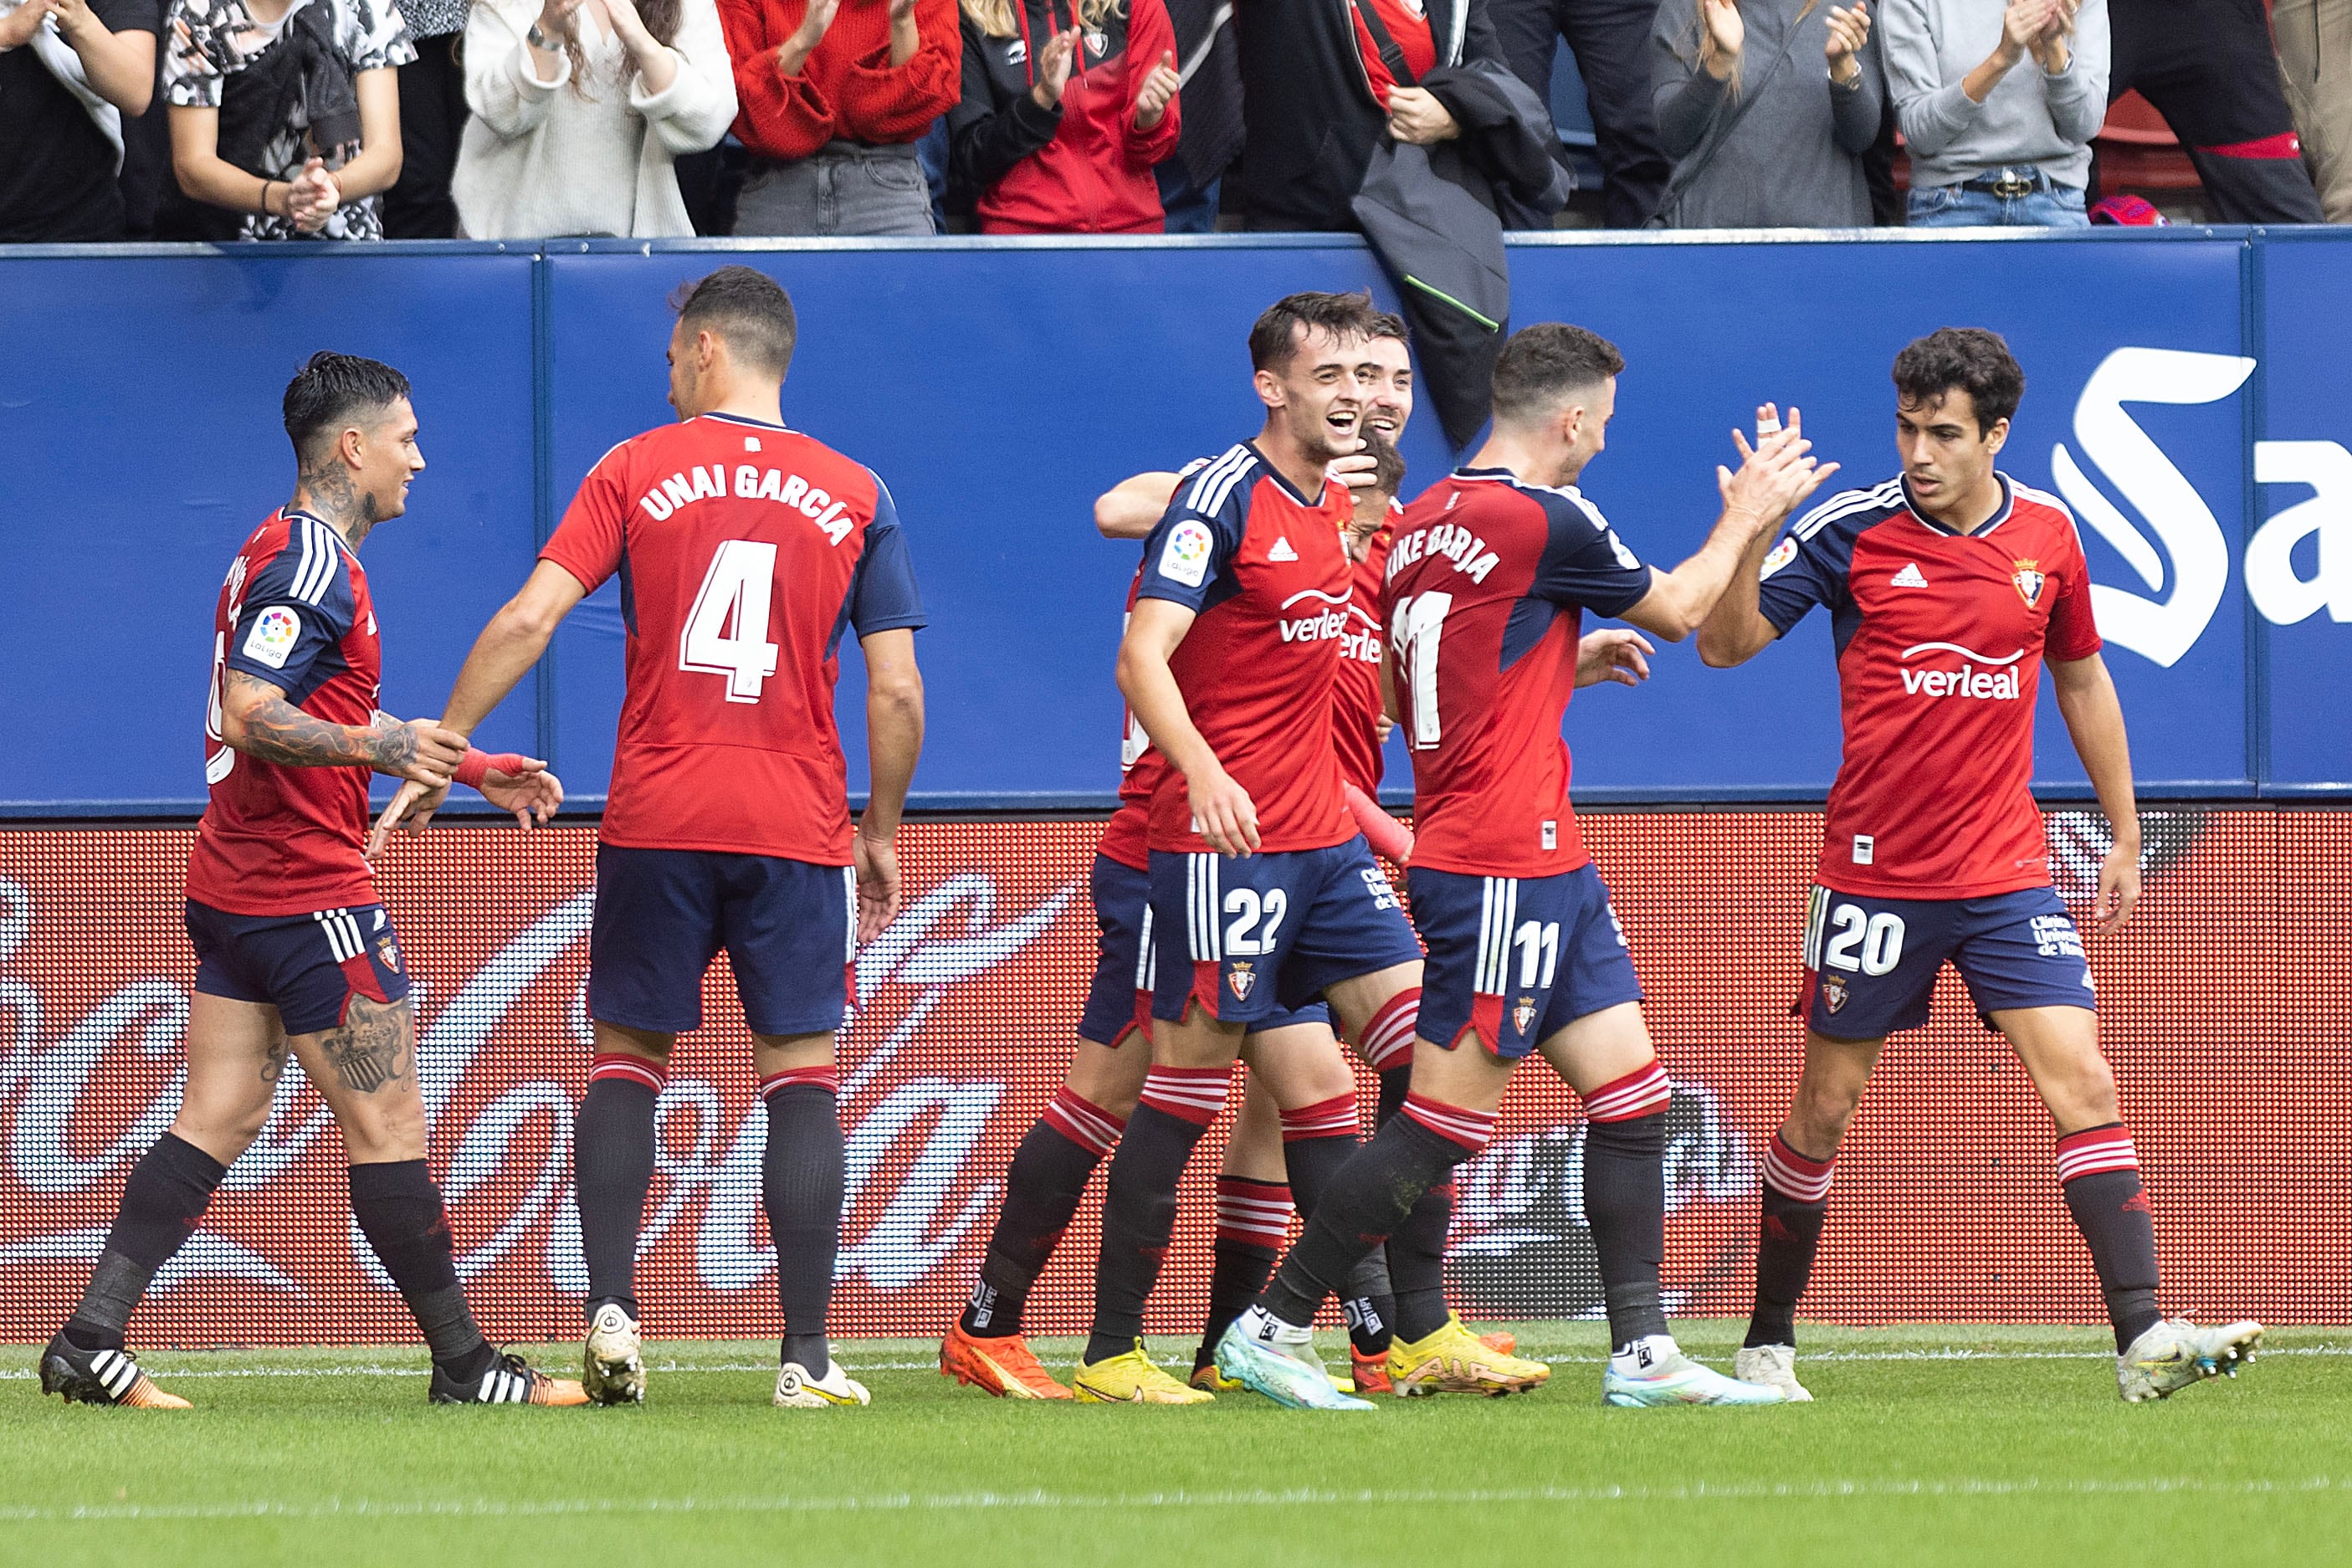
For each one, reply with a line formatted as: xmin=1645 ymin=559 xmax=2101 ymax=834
xmin=28 ymin=264 xmax=2267 ymax=1427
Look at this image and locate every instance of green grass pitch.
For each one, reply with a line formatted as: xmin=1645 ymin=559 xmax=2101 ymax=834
xmin=4 ymin=1323 xmax=2344 ymax=1566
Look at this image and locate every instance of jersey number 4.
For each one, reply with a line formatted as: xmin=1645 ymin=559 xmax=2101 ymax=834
xmin=680 ymin=540 xmax=781 ymax=703
xmin=1389 ymin=590 xmax=1453 ymax=749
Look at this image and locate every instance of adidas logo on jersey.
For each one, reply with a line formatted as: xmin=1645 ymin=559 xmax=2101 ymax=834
xmin=1267 ymin=536 xmax=1299 ymax=561
xmin=1890 ymin=562 xmax=1928 ymax=587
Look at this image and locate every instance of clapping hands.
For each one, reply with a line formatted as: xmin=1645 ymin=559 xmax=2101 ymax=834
xmin=284 ymin=156 xmax=340 ymax=232
xmin=1824 ymin=0 xmax=1868 ymax=83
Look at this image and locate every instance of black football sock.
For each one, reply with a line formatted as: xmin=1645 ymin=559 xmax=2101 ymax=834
xmin=1376 ymin=1067 xmax=1412 ymax=1127
xmin=349 ymin=1160 xmax=495 ymax=1381
xmin=1584 ymin=1110 xmax=1670 ymax=1350
xmin=961 ymin=1088 xmax=1121 ymax=1337
xmin=2057 ymin=1125 xmax=2162 ymax=1352
xmin=1387 ymin=1181 xmax=1458 ymax=1342
xmin=575 ymin=1060 xmax=663 ymax=1321
xmin=762 ymin=1069 xmax=845 ymax=1379
xmin=1262 ymin=1097 xmax=1492 ymax=1330
xmin=1085 ymin=1067 xmax=1227 ymax=1366
xmin=1745 ymin=1133 xmax=1834 ymax=1350
xmin=64 ymin=1132 xmax=227 ymax=1351
xmin=1340 ymin=1248 xmax=1396 ymax=1356
xmin=1196 ymin=1176 xmax=1289 ymax=1371
xmin=1367 ymin=1067 xmax=1412 ymax=1350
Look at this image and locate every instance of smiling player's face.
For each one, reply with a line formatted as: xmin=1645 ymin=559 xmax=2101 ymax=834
xmin=1263 ymin=325 xmax=1367 ymax=464
xmin=357 ymin=398 xmax=424 ymax=521
xmin=1361 ymin=336 xmax=1414 ymax=442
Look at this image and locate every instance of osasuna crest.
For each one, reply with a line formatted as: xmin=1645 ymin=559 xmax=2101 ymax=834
xmin=1511 ymin=996 xmax=1537 ymax=1037
xmin=377 ymin=935 xmax=401 ymax=973
xmin=2011 ymin=557 xmax=2046 ymax=609
xmin=1227 ymin=961 xmax=1256 ymax=1002
xmin=1819 ymin=973 xmax=1849 ymax=1013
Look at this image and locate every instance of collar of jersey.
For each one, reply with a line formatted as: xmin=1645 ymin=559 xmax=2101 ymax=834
xmin=281 ymin=506 xmax=353 ymax=556
xmin=696 ymin=412 xmax=793 ymax=432
xmin=1900 ymin=471 xmax=2013 ymax=538
xmin=1453 ymin=465 xmax=1584 ymax=502
xmin=1248 ymin=441 xmax=1330 ymax=508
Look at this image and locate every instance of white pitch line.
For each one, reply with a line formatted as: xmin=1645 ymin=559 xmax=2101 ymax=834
xmin=2 ymin=1475 xmax=2344 ymax=1525
xmin=3 ymin=1345 xmax=2344 ymax=1381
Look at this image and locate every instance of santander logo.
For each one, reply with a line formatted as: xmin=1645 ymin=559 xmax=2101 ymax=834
xmin=1898 ymin=641 xmax=2025 ymax=700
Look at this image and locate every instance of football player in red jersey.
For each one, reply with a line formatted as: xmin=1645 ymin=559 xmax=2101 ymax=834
xmin=1217 ymin=322 xmax=1831 ymax=1410
xmin=1697 ymin=329 xmax=2263 ymax=1403
xmin=42 ymin=353 xmax=581 ymax=1411
xmin=376 ymin=268 xmax=928 ymax=1412
xmin=1063 ymin=291 xmax=1442 ymax=1409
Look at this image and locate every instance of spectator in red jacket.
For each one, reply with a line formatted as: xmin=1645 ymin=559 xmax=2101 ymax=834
xmin=718 ymin=0 xmax=960 ymax=233
xmin=947 ymin=0 xmax=1182 ymax=233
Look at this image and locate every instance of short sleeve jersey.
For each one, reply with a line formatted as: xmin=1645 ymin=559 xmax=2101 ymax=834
xmin=1383 ymin=469 xmax=1654 ymax=878
xmin=1134 ymin=442 xmax=1357 ymax=854
xmin=541 ymin=412 xmax=927 ymax=867
xmin=188 ymin=510 xmax=383 ymax=915
xmin=1756 ymin=473 xmax=2102 ymax=898
xmin=1331 ymin=515 xmax=1395 ymax=795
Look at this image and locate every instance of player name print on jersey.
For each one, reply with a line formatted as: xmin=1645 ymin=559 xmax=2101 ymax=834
xmin=1383 ymin=469 xmax=1652 ymax=880
xmin=1758 ymin=474 xmax=2102 ymax=899
xmin=541 ymin=413 xmax=925 ymax=866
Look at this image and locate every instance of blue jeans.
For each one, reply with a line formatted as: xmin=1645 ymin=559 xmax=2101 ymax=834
xmin=1908 ymin=182 xmax=2089 ymax=228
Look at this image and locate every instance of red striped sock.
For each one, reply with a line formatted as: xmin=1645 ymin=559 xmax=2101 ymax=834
xmin=589 ymin=1053 xmax=666 ymax=1093
xmin=760 ymin=1064 xmax=839 ymax=1099
xmin=1040 ymin=1085 xmax=1126 ymax=1156
xmin=2056 ymin=1123 xmax=2139 ymax=1182
xmin=1582 ymin=1061 xmax=1671 ymax=1123
xmin=1398 ymin=1093 xmax=1496 ymax=1152
xmin=1355 ymin=986 xmax=1421 ymax=1071
xmin=1761 ymin=1132 xmax=1834 ymax=1203
xmin=1278 ymin=1094 xmax=1360 ymax=1143
xmin=1137 ymin=1064 xmax=1230 ymax=1126
xmin=1212 ymin=1176 xmax=1294 ymax=1248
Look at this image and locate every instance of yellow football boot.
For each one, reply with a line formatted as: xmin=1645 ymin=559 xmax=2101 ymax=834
xmin=1388 ymin=1314 xmax=1551 ymax=1397
xmin=1072 ymin=1343 xmax=1215 ymax=1404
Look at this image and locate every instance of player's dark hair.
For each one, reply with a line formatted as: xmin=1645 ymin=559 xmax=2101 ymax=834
xmin=1249 ymin=290 xmax=1386 ymax=372
xmin=671 ymin=266 xmax=798 ymax=379
xmin=283 ymin=351 xmax=412 ymax=464
xmin=1891 ymin=327 xmax=2024 ymax=436
xmin=1363 ymin=428 xmax=1407 ymax=497
xmin=1368 ymin=308 xmax=1409 ymax=346
xmin=1489 ymin=323 xmax=1624 ymax=428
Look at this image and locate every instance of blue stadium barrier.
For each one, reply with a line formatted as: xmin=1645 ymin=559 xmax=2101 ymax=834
xmin=3 ymin=228 xmax=2348 ymax=815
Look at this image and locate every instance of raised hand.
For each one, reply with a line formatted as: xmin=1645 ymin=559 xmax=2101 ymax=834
xmin=1718 ymin=407 xmax=1838 ymax=533
xmin=778 ymin=0 xmax=838 ymax=74
xmin=1700 ymin=0 xmax=1742 ymax=77
xmin=1998 ymin=0 xmax=2047 ymax=62
xmin=602 ymin=0 xmax=648 ymax=47
xmin=1824 ymin=0 xmax=1868 ymax=82
xmin=1030 ymin=28 xmax=1079 ymax=109
xmin=2031 ymin=0 xmax=2076 ymax=69
xmin=1576 ymin=628 xmax=1656 ymax=690
xmin=1134 ymin=47 xmax=1179 ymax=130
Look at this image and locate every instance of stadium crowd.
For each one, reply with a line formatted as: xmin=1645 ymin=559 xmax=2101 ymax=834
xmin=2 ymin=0 xmax=2344 ymax=243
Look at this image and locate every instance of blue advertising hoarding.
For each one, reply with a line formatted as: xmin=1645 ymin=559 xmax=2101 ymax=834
xmin=1 ymin=230 xmax=2345 ymax=812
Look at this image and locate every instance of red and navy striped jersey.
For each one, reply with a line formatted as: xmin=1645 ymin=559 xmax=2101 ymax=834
xmin=190 ymin=509 xmax=383 ymax=915
xmin=1756 ymin=473 xmax=2102 ymax=899
xmin=1382 ymin=469 xmax=1653 ymax=879
xmin=1135 ymin=442 xmax=1357 ymax=854
xmin=541 ymin=412 xmax=926 ymax=866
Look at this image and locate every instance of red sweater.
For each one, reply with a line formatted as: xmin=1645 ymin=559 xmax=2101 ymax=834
xmin=719 ymin=0 xmax=963 ymax=161
xmin=974 ymin=0 xmax=1181 ymax=233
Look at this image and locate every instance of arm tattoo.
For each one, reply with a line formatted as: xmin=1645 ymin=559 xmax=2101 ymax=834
xmin=313 ymin=996 xmax=413 ymax=1095
xmin=223 ymin=670 xmax=411 ymax=771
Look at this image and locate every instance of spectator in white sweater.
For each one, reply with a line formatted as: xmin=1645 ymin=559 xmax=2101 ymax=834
xmin=451 ymin=0 xmax=734 ymax=237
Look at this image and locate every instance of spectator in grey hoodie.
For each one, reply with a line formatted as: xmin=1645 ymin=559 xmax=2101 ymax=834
xmin=1651 ymin=0 xmax=1883 ymax=227
xmin=1883 ymin=0 xmax=2107 ymax=225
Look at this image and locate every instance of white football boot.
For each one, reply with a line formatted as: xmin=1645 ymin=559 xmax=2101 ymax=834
xmin=1603 ymin=1335 xmax=1787 ymax=1407
xmin=2118 ymin=1318 xmax=2262 ymax=1402
xmin=776 ymin=1357 xmax=871 ymax=1408
xmin=583 ymin=1302 xmax=645 ymax=1406
xmin=1732 ymin=1343 xmax=1815 ymax=1403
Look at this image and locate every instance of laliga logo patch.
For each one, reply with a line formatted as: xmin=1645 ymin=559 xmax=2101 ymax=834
xmin=1511 ymin=996 xmax=1537 ymax=1037
xmin=1160 ymin=518 xmax=1213 ymax=588
xmin=1820 ymin=973 xmax=1849 ymax=1014
xmin=2011 ymin=558 xmax=2046 ymax=609
xmin=1227 ymin=961 xmax=1256 ymax=1002
xmin=242 ymin=606 xmax=301 ymax=669
xmin=1759 ymin=536 xmax=1797 ymax=581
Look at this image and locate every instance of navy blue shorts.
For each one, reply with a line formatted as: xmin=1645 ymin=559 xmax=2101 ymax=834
xmin=1801 ymin=884 xmax=2096 ymax=1038
xmin=589 ymin=845 xmax=853 ymax=1038
xmin=1083 ymin=854 xmax=1327 ymax=1045
xmin=1411 ymin=863 xmax=1643 ymax=1059
xmin=1149 ymin=838 xmax=1422 ymax=1026
xmin=186 ymin=899 xmax=409 ymax=1038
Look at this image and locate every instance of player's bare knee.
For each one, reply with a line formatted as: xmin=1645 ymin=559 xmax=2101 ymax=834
xmin=1064 ymin=1037 xmax=1148 ymax=1118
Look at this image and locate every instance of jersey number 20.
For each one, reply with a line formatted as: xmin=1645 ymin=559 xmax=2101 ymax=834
xmin=680 ymin=540 xmax=781 ymax=703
